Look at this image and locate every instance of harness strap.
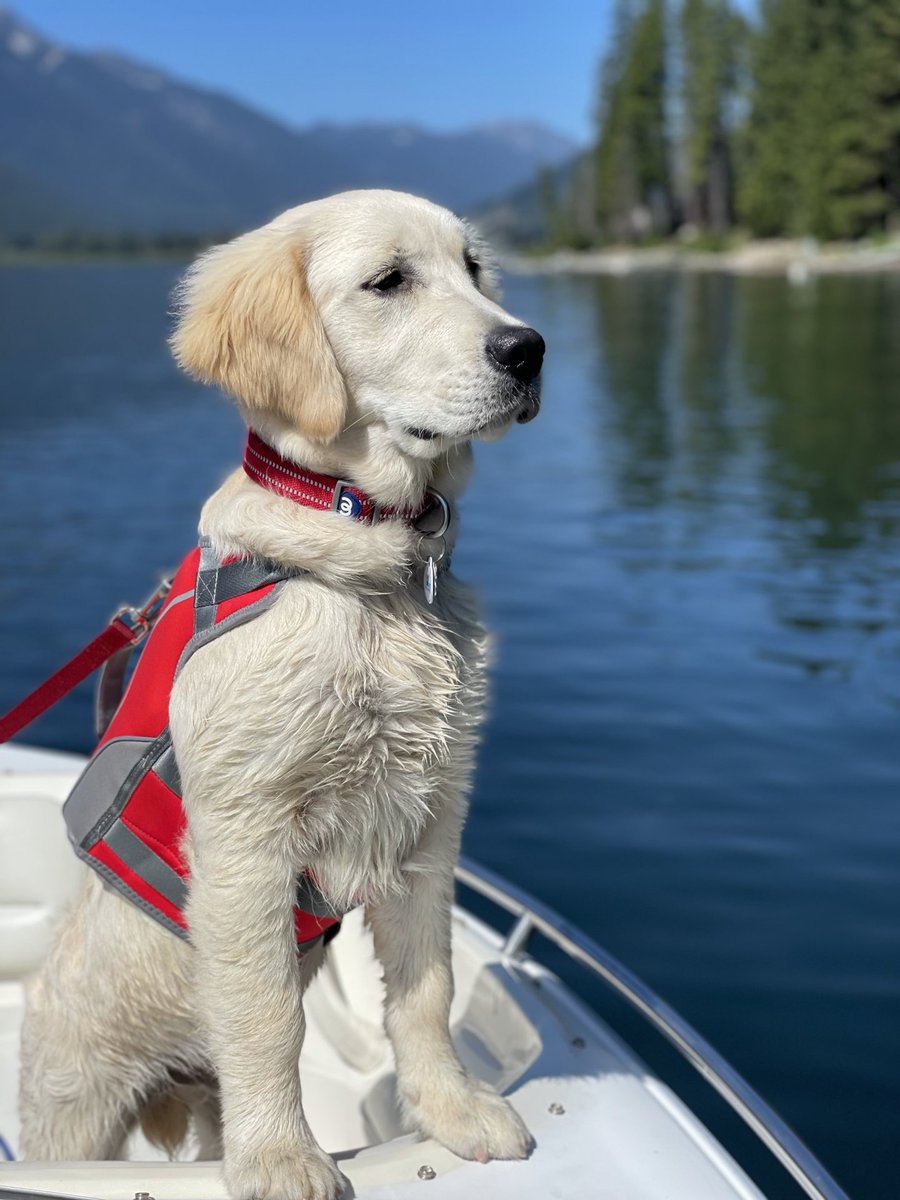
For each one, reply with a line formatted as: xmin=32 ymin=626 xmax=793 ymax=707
xmin=197 ymin=559 xmax=289 ymax=606
xmin=94 ymin=643 xmax=134 ymax=739
xmin=192 ymin=538 xmax=292 ymax=636
xmin=193 ymin=543 xmax=290 ymax=637
xmin=0 ymin=580 xmax=171 ymax=745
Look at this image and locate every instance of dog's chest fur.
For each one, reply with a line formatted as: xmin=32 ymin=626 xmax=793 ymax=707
xmin=171 ymin=565 xmax=489 ymax=915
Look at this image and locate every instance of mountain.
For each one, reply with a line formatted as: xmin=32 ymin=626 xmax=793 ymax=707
xmin=283 ymin=121 xmax=577 ymax=220
xmin=0 ymin=9 xmax=578 ymax=238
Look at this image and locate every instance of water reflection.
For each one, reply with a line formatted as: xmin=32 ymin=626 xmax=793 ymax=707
xmin=590 ymin=270 xmax=900 ymax=552
xmin=591 ymin=272 xmax=676 ymax=507
xmin=580 ymin=269 xmax=900 ymax=697
xmin=738 ymin=275 xmax=900 ymax=550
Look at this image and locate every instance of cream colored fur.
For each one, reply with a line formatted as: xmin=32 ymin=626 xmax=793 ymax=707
xmin=19 ymin=190 xmax=540 ymax=1200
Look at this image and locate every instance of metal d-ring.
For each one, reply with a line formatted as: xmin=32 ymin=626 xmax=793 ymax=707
xmin=418 ymin=487 xmax=451 ymax=540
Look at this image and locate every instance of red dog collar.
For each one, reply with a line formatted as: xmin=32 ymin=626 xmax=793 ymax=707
xmin=242 ymin=429 xmax=433 ymax=526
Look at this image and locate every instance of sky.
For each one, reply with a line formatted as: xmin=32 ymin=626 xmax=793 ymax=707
xmin=9 ymin=1 xmax=619 ymax=143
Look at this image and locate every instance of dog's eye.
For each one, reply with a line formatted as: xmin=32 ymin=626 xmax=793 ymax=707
xmin=464 ymin=253 xmax=481 ymax=285
xmin=370 ymin=269 xmax=406 ymax=293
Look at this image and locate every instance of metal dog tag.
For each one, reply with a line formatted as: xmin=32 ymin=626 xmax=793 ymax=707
xmin=416 ymin=490 xmax=450 ymax=607
xmin=424 ymin=556 xmax=438 ymax=605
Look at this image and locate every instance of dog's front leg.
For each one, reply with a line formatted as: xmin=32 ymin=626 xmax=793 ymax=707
xmin=368 ymin=813 xmax=532 ymax=1164
xmin=184 ymin=800 xmax=346 ymax=1200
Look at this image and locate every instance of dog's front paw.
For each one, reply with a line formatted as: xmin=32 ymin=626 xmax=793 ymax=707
xmin=408 ymin=1078 xmax=533 ymax=1164
xmin=225 ymin=1140 xmax=347 ymax=1200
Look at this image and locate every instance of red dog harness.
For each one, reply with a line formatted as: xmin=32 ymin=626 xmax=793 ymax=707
xmin=0 ymin=429 xmax=449 ymax=946
xmin=62 ymin=538 xmax=342 ymax=947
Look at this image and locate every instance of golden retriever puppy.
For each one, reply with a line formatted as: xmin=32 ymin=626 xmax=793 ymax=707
xmin=18 ymin=190 xmax=544 ymax=1200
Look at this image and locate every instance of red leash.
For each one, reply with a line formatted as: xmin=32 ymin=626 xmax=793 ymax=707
xmin=0 ymin=580 xmax=171 ymax=744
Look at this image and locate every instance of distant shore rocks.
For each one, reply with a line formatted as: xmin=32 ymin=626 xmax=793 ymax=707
xmin=503 ymin=238 xmax=900 ymax=278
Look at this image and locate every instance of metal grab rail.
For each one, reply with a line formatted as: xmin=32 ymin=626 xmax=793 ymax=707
xmin=454 ymin=856 xmax=851 ymax=1200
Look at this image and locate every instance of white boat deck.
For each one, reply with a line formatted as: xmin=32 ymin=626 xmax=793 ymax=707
xmin=0 ymin=744 xmax=770 ymax=1199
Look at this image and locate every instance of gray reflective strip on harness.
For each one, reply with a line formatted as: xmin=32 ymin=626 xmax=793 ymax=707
xmin=198 ymin=559 xmax=290 ymax=605
xmin=103 ymin=820 xmax=188 ymax=909
xmin=70 ymin=839 xmax=189 ymax=942
xmin=153 ymin=742 xmax=182 ymax=796
xmin=64 ymin=735 xmax=155 ymax=847
xmin=193 ymin=537 xmax=292 ymax=636
xmin=177 ymin=539 xmax=296 ymax=679
xmin=192 ymin=538 xmax=222 ymax=634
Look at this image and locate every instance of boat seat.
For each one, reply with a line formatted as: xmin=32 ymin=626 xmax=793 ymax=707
xmin=0 ymin=784 xmax=84 ymax=981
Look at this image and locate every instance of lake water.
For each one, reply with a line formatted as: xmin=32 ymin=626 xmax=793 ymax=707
xmin=1 ymin=263 xmax=898 ymax=1199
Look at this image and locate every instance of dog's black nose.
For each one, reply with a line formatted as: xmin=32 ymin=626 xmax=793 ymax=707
xmin=486 ymin=326 xmax=545 ymax=384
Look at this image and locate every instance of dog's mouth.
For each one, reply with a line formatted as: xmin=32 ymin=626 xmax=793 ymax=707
xmin=405 ymin=384 xmax=541 ymax=443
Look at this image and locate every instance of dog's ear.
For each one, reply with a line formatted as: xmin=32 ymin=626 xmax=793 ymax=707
xmin=170 ymin=229 xmax=347 ymax=442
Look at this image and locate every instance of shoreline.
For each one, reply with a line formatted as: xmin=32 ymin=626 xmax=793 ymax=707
xmin=0 ymin=249 xmax=195 ymax=267
xmin=502 ymin=238 xmax=900 ymax=278
xmin=4 ymin=237 xmax=900 ymax=277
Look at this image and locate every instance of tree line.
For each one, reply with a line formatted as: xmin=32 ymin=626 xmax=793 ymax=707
xmin=542 ymin=0 xmax=900 ymax=248
xmin=0 ymin=229 xmax=228 ymax=259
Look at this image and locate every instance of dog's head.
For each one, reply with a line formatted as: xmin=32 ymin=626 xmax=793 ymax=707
xmin=170 ymin=190 xmax=543 ymax=462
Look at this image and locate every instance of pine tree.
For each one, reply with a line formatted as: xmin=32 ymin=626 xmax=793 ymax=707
xmin=833 ymin=0 xmax=900 ymax=237
xmin=738 ymin=0 xmax=809 ymax=236
xmin=792 ymin=3 xmax=856 ymax=239
xmin=595 ymin=0 xmax=640 ymax=240
xmin=679 ymin=0 xmax=744 ymax=234
xmin=740 ymin=0 xmax=900 ymax=240
xmin=627 ymin=0 xmax=674 ymax=231
xmin=594 ymin=0 xmax=675 ymax=241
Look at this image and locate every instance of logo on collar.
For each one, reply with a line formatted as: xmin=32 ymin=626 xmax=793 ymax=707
xmin=336 ymin=489 xmax=362 ymax=518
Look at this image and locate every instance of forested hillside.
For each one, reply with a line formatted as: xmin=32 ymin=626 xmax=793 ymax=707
xmin=509 ymin=0 xmax=900 ymax=248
